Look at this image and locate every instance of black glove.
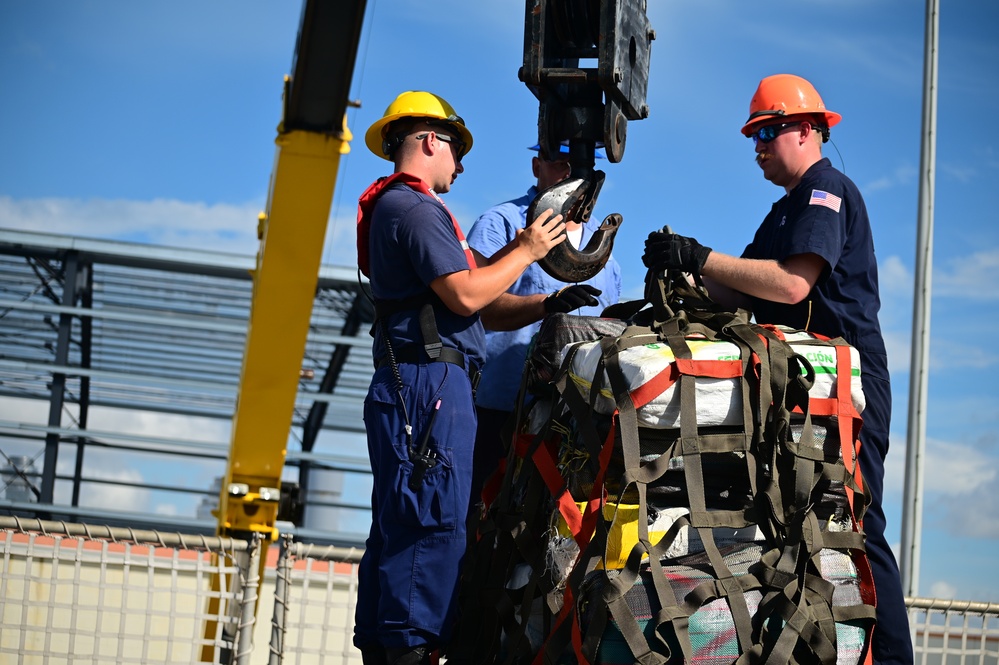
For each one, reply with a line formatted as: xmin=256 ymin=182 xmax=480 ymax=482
xmin=642 ymin=231 xmax=712 ymax=274
xmin=543 ymin=284 xmax=602 ymax=314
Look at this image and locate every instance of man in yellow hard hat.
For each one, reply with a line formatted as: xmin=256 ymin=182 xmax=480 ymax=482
xmin=641 ymin=74 xmax=912 ymax=664
xmin=353 ymin=91 xmax=567 ymax=665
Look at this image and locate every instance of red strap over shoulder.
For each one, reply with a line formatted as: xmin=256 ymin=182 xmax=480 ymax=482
xmin=356 ymin=172 xmax=475 ymax=277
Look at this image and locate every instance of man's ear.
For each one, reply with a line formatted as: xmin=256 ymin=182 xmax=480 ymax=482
xmin=797 ymin=122 xmax=816 ymax=147
xmin=532 ymin=156 xmax=541 ymax=180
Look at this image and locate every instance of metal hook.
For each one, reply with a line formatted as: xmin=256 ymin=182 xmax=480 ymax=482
xmin=526 ymin=171 xmax=623 ymax=283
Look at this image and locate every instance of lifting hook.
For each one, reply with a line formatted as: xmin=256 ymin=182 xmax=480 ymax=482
xmin=527 ymin=170 xmax=623 ymax=283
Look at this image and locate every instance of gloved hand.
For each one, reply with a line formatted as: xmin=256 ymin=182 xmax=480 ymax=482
xmin=642 ymin=231 xmax=712 ymax=274
xmin=543 ymin=284 xmax=602 ymax=314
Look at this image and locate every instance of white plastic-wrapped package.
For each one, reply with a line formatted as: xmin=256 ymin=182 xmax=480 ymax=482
xmin=564 ymin=329 xmax=864 ymax=429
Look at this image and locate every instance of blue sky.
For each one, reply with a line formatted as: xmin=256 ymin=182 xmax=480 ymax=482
xmin=2 ymin=1 xmax=998 ymax=602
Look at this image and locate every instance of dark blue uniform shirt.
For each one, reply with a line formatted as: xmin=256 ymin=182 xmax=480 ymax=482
xmin=742 ymin=158 xmax=888 ymax=382
xmin=742 ymin=157 xmax=913 ymax=664
xmin=367 ymin=183 xmax=486 ymax=370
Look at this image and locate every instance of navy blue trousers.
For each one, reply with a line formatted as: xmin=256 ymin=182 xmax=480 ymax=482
xmin=858 ymin=373 xmax=913 ymax=664
xmin=354 ymin=362 xmax=475 ymax=651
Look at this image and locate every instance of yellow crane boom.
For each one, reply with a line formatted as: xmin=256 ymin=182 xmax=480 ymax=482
xmin=203 ymin=2 xmax=367 ymax=658
xmin=218 ymin=0 xmax=366 ymax=541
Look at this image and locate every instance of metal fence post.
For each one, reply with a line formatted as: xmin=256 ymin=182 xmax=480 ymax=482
xmin=234 ymin=533 xmax=261 ymax=665
xmin=269 ymin=534 xmax=294 ymax=665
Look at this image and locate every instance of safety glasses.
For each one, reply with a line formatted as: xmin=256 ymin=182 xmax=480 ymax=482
xmin=434 ymin=133 xmax=466 ymax=160
xmin=748 ymin=121 xmax=805 ymax=145
xmin=416 ymin=131 xmax=467 ymax=161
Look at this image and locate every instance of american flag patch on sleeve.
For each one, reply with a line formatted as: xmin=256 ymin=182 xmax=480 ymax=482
xmin=809 ymin=189 xmax=842 ymax=212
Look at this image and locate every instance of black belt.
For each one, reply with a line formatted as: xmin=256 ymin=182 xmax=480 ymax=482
xmin=377 ymin=346 xmax=481 ymax=389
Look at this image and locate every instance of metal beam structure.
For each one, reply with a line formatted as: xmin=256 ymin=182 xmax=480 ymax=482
xmin=0 ymin=229 xmax=374 ymax=542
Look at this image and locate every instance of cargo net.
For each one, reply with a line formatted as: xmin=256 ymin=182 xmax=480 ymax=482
xmin=452 ymin=275 xmax=876 ymax=665
xmin=270 ymin=536 xmax=365 ymax=665
xmin=0 ymin=516 xmax=257 ymax=664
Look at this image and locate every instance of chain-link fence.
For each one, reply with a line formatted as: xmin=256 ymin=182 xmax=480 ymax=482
xmin=4 ymin=516 xmax=999 ymax=664
xmin=268 ymin=535 xmax=363 ymax=665
xmin=908 ymin=596 xmax=999 ymax=665
xmin=1 ymin=516 xmax=259 ymax=664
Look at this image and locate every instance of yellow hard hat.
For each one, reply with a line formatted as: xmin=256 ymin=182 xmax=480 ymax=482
xmin=741 ymin=74 xmax=842 ymax=137
xmin=364 ymin=91 xmax=474 ymax=160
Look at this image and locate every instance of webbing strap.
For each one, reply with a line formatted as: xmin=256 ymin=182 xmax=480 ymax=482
xmin=677 ymin=327 xmax=759 ymax=654
xmin=454 ymin=270 xmax=875 ymax=664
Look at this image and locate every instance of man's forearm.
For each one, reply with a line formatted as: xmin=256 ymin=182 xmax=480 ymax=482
xmin=701 ymin=273 xmax=753 ymax=311
xmin=479 ymin=292 xmax=547 ymax=331
xmin=702 ymin=252 xmax=817 ymax=305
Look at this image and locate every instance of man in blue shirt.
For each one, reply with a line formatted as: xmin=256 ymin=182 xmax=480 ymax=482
xmin=641 ymin=74 xmax=912 ymax=665
xmin=354 ymin=91 xmax=568 ymax=665
xmin=466 ymin=143 xmax=622 ymax=509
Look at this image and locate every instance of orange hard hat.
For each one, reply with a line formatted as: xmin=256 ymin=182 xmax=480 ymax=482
xmin=740 ymin=74 xmax=842 ymax=137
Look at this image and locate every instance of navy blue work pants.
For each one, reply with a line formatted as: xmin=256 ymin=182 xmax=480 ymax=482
xmin=858 ymin=373 xmax=914 ymax=664
xmin=354 ymin=361 xmax=475 ymax=651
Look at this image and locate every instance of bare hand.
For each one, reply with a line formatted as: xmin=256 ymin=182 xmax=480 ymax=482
xmin=517 ymin=208 xmax=565 ymax=261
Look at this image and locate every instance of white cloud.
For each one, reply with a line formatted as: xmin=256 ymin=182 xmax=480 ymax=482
xmin=73 ymin=465 xmax=151 ymax=513
xmin=878 ymin=255 xmax=912 ymax=296
xmin=883 ymin=436 xmax=996 ymax=496
xmin=865 ymin=164 xmax=918 ymax=193
xmin=0 ymin=195 xmax=263 ymax=256
xmin=922 ymin=440 xmax=996 ymax=495
xmin=931 ymin=344 xmax=999 ymax=370
xmin=0 ymin=396 xmax=50 ymax=425
xmin=0 ymin=396 xmax=226 ymax=517
xmin=154 ymin=503 xmax=179 ymax=516
xmin=939 ymin=162 xmax=977 ymax=183
xmin=885 ymin=434 xmax=999 ymax=539
xmin=876 ymin=250 xmax=999 ymax=373
xmin=88 ymin=407 xmax=229 ymax=445
xmin=883 ymin=330 xmax=911 ymax=376
xmin=1 ymin=194 xmax=363 ymax=271
xmin=929 ymin=580 xmax=958 ymax=600
xmin=942 ymin=486 xmax=999 ymax=539
xmin=934 ymin=248 xmax=999 ymax=301
xmin=320 ymin=211 xmax=363 ymax=268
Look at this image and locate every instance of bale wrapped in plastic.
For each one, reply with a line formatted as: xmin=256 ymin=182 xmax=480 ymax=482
xmin=449 ymin=276 xmax=876 ymax=665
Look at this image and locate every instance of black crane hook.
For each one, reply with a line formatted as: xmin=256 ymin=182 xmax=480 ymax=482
xmin=526 ymin=170 xmax=623 ymax=283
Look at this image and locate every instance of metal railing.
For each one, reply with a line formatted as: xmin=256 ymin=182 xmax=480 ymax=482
xmin=0 ymin=516 xmax=260 ymax=664
xmin=908 ymin=596 xmax=999 ymax=664
xmin=269 ymin=535 xmax=364 ymax=665
xmin=4 ymin=516 xmax=998 ymax=664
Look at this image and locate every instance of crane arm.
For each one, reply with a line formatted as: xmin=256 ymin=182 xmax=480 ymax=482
xmin=218 ymin=0 xmax=367 ymax=541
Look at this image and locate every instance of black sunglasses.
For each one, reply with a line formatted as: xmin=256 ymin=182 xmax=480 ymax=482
xmin=416 ymin=131 xmax=467 ymax=161
xmin=748 ymin=122 xmax=808 ymax=145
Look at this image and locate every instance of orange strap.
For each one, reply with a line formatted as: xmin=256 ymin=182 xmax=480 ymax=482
xmin=629 ymin=358 xmax=744 ymax=410
xmin=356 ymin=172 xmax=475 ymax=277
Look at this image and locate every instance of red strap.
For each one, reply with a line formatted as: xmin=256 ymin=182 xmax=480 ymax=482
xmin=834 ymin=345 xmax=865 ymax=518
xmin=532 ymin=418 xmax=618 ymax=665
xmin=356 ymin=172 xmax=475 ymax=277
xmin=675 ymin=357 xmax=743 ymax=379
xmin=628 ymin=358 xmax=744 ymax=412
xmin=479 ymin=458 xmax=506 ymax=510
xmin=629 ymin=363 xmax=679 ymax=410
xmin=531 ymin=441 xmax=587 ymax=545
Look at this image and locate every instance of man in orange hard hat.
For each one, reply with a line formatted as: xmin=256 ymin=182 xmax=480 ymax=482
xmin=642 ymin=74 xmax=913 ymax=664
xmin=354 ymin=90 xmax=567 ymax=664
